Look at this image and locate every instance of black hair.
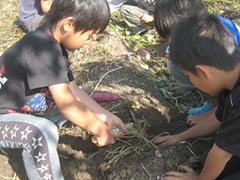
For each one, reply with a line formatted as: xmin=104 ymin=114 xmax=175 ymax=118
xmin=154 ymin=0 xmax=208 ymax=39
xmin=41 ymin=0 xmax=110 ymax=33
xmin=170 ymin=14 xmax=240 ymax=74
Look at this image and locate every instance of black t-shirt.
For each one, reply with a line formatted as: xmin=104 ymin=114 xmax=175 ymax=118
xmin=0 ymin=27 xmax=74 ymax=115
xmin=215 ymin=77 xmax=240 ymax=157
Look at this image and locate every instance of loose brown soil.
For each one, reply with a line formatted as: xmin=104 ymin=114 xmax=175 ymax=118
xmin=0 ymin=27 xmax=210 ymax=180
xmin=0 ymin=1 xmax=239 ymax=180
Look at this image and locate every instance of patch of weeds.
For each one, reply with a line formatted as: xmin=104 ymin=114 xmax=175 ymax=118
xmin=98 ymin=110 xmax=157 ymax=175
xmin=159 ymin=87 xmax=205 ymax=113
xmin=129 ymin=99 xmax=142 ymax=109
xmin=204 ymin=0 xmax=240 ymax=23
xmin=126 ymin=33 xmax=155 ymax=51
xmin=0 ymin=0 xmax=25 ymax=55
xmin=110 ymin=11 xmax=156 ymax=51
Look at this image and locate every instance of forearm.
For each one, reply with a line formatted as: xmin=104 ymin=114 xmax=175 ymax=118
xmin=49 ymin=83 xmax=109 ymax=136
xmin=178 ymin=110 xmax=221 ymax=141
xmin=198 ymin=144 xmax=232 ymax=180
xmin=60 ymin=100 xmax=109 ymax=136
xmin=68 ymin=82 xmax=125 ymax=131
xmin=69 ymin=82 xmax=109 ymax=121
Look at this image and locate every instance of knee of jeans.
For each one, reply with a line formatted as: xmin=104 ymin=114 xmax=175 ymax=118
xmin=35 ymin=120 xmax=59 ymax=147
xmin=120 ymin=5 xmax=130 ymax=16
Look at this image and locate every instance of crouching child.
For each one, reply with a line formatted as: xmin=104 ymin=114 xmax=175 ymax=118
xmin=162 ymin=14 xmax=240 ymax=180
xmin=0 ymin=0 xmax=125 ymax=179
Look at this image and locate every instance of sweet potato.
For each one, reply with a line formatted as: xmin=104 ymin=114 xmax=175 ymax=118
xmin=91 ymin=92 xmax=121 ymax=102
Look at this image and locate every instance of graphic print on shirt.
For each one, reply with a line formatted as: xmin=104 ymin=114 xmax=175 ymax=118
xmin=8 ymin=88 xmax=56 ymax=114
xmin=0 ymin=64 xmax=8 ymax=90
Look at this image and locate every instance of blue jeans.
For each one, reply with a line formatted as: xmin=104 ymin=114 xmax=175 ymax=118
xmin=0 ymin=107 xmax=67 ymax=180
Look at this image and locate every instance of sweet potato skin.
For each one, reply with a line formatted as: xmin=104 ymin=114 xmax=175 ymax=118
xmin=91 ymin=92 xmax=121 ymax=102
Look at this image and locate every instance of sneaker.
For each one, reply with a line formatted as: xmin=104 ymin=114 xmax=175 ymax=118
xmin=145 ymin=29 xmax=156 ymax=35
xmin=143 ymin=30 xmax=156 ymax=41
xmin=188 ymin=101 xmax=215 ymax=115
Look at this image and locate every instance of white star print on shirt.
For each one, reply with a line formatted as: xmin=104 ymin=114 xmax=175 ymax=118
xmin=32 ymin=136 xmax=43 ymax=149
xmin=34 ymin=152 xmax=47 ymax=162
xmin=20 ymin=126 xmax=32 ymax=140
xmin=10 ymin=125 xmax=20 ymax=139
xmin=37 ymin=164 xmax=49 ymax=173
xmin=2 ymin=125 xmax=9 ymax=139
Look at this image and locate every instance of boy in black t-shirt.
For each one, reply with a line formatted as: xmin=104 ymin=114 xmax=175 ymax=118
xmin=0 ymin=0 xmax=125 ymax=179
xmin=160 ymin=14 xmax=240 ymax=180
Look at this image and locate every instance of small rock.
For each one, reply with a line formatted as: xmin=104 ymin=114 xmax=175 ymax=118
xmin=113 ymin=175 xmax=121 ymax=180
xmin=119 ymin=169 xmax=127 ymax=178
xmin=155 ymin=150 xmax=163 ymax=158
xmin=189 ymin=156 xmax=201 ymax=163
xmin=72 ymin=150 xmax=85 ymax=160
xmin=127 ymin=169 xmax=132 ymax=175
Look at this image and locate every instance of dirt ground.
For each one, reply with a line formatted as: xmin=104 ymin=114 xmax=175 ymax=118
xmin=0 ymin=0 xmax=238 ymax=180
xmin=0 ymin=26 xmax=210 ymax=180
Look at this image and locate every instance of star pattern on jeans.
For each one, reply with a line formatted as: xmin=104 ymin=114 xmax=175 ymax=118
xmin=32 ymin=136 xmax=43 ymax=149
xmin=42 ymin=173 xmax=52 ymax=180
xmin=2 ymin=125 xmax=9 ymax=139
xmin=0 ymin=122 xmax=55 ymax=179
xmin=10 ymin=125 xmax=20 ymax=139
xmin=34 ymin=152 xmax=47 ymax=162
xmin=37 ymin=164 xmax=49 ymax=173
xmin=20 ymin=126 xmax=32 ymax=140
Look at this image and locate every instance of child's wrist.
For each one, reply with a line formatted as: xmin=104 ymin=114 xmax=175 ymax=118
xmin=175 ymin=133 xmax=184 ymax=142
xmin=96 ymin=121 xmax=109 ymax=137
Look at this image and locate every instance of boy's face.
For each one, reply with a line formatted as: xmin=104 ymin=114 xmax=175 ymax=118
xmin=61 ymin=28 xmax=94 ymax=51
xmin=184 ymin=68 xmax=222 ymax=96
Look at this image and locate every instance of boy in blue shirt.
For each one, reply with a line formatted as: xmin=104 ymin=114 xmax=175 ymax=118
xmin=0 ymin=0 xmax=125 ymax=179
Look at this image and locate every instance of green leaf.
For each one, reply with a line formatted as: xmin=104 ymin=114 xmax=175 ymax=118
xmin=81 ymin=58 xmax=92 ymax=65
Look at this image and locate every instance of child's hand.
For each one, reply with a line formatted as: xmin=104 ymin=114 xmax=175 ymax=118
xmin=105 ymin=113 xmax=126 ymax=137
xmin=96 ymin=112 xmax=126 ymax=137
xmin=140 ymin=14 xmax=154 ymax=23
xmin=41 ymin=0 xmax=52 ymax=14
xmin=95 ymin=130 xmax=115 ymax=147
xmin=153 ymin=135 xmax=179 ymax=147
xmin=93 ymin=114 xmax=125 ymax=146
xmin=161 ymin=166 xmax=198 ymax=180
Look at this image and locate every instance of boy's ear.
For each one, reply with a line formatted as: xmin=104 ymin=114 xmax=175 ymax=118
xmin=62 ymin=17 xmax=74 ymax=32
xmin=195 ymin=65 xmax=210 ymax=79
